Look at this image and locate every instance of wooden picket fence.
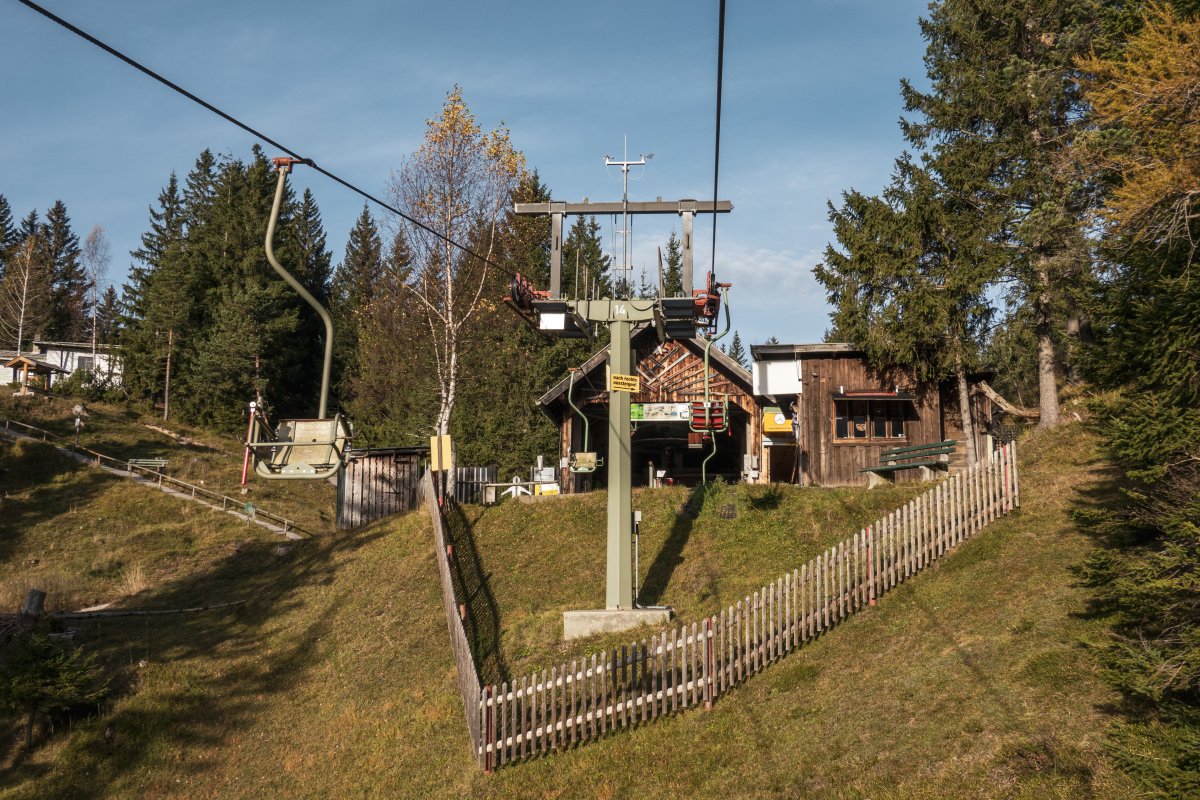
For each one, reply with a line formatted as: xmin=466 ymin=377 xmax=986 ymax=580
xmin=422 ymin=473 xmax=484 ymax=752
xmin=424 ymin=442 xmax=1019 ymax=771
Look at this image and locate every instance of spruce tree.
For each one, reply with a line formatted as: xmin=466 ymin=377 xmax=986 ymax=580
xmin=727 ymin=330 xmax=748 ymax=369
xmin=122 ymin=173 xmax=187 ymax=408
xmin=331 ymin=204 xmax=384 ymax=401
xmin=561 ymin=214 xmax=611 ymax=299
xmin=18 ymin=210 xmax=38 ymax=243
xmin=662 ymin=230 xmax=684 ymax=296
xmin=0 ymin=632 xmax=106 ymax=750
xmin=0 ymin=194 xmax=17 ymax=280
xmin=41 ymin=201 xmax=87 ymax=341
xmin=898 ymin=0 xmax=1108 ymax=427
xmin=96 ymin=285 xmax=120 ymax=344
xmin=820 ymin=157 xmax=998 ymax=461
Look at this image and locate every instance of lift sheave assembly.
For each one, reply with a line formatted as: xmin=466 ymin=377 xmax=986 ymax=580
xmin=244 ymin=158 xmax=352 ymax=481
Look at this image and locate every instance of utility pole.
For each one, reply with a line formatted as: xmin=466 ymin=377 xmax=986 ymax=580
xmin=510 ymin=153 xmax=732 ymax=640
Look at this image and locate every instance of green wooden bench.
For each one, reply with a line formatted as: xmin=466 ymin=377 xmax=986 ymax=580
xmin=861 ymin=440 xmax=955 ymax=488
xmin=127 ymin=458 xmax=168 ymax=473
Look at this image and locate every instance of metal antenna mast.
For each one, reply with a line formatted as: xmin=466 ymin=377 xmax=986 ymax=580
xmin=604 ymin=136 xmax=653 ymax=298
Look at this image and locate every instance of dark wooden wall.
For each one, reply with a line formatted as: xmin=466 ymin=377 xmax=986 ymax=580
xmin=337 ymin=449 xmax=423 ymax=530
xmin=797 ymin=355 xmax=942 ymax=487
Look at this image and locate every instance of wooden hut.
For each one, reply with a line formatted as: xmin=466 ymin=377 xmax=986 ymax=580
xmin=336 ymin=446 xmax=427 ymax=530
xmin=751 ymin=343 xmax=991 ymax=486
xmin=538 ymin=326 xmax=759 ymax=492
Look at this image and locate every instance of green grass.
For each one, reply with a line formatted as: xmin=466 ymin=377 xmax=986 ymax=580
xmin=0 ymin=423 xmax=1138 ymax=798
xmin=0 ymin=395 xmax=336 ymax=534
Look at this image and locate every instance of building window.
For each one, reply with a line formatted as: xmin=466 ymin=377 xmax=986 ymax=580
xmin=833 ymin=397 xmax=906 ymax=441
xmin=76 ymin=356 xmax=94 ymax=374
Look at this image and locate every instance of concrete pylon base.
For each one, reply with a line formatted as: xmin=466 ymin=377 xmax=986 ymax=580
xmin=563 ymin=608 xmax=673 ymax=641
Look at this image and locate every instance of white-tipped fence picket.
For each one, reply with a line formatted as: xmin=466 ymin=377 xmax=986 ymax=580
xmin=424 ymin=442 xmax=1020 ymax=771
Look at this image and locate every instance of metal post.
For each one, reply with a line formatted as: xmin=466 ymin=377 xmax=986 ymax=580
xmin=606 ymin=317 xmax=634 ymax=609
xmin=681 ymin=209 xmax=694 ymax=295
xmin=550 ymin=209 xmax=563 ymax=299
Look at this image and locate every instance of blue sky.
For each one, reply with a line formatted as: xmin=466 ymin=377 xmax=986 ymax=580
xmin=0 ymin=0 xmax=931 ymax=346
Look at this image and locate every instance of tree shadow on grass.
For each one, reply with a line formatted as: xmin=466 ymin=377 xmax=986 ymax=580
xmin=0 ymin=440 xmax=115 ymax=582
xmin=442 ymin=499 xmax=508 ymax=686
xmin=0 ymin=524 xmax=391 ymax=800
xmin=907 ymin=590 xmax=1098 ymax=792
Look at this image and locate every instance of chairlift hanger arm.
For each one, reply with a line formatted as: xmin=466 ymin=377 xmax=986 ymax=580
xmin=265 ymin=159 xmax=334 ymax=419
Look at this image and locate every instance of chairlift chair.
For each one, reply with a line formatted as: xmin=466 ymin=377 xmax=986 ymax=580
xmin=695 ymin=280 xmax=732 ymax=483
xmin=243 ymin=158 xmax=352 ymax=481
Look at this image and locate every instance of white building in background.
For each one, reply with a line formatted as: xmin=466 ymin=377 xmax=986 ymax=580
xmin=32 ymin=340 xmax=122 ymax=384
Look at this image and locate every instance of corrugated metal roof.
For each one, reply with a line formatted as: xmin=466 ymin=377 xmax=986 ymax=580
xmin=749 ymin=342 xmax=862 ymax=360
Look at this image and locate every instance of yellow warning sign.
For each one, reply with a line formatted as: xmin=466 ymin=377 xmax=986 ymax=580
xmin=609 ymin=373 xmax=641 ymax=393
xmin=429 ymin=434 xmax=452 ymax=472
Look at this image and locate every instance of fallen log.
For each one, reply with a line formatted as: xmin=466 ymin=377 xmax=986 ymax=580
xmin=975 ymin=381 xmax=1039 ymax=419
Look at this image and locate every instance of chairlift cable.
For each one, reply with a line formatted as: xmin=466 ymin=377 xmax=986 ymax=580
xmin=710 ymin=0 xmax=727 ymax=281
xmin=16 ymin=0 xmax=519 ymax=280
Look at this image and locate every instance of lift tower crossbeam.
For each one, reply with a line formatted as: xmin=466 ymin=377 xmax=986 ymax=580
xmin=513 ymin=200 xmax=732 ymax=300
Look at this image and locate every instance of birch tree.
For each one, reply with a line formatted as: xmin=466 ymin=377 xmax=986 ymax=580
xmin=388 ymin=87 xmax=524 ymax=490
xmin=81 ymin=225 xmax=111 ymax=366
xmin=0 ymin=237 xmax=51 ymax=354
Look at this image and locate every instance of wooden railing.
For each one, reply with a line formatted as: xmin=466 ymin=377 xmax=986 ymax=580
xmin=1 ymin=417 xmax=311 ymax=538
xmin=428 ymin=441 xmax=1018 ymax=771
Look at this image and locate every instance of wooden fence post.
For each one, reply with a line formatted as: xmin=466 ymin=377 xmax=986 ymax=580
xmin=484 ymin=685 xmax=494 ymax=774
xmin=867 ymin=525 xmax=876 ymax=606
xmin=704 ymin=616 xmax=713 ymax=709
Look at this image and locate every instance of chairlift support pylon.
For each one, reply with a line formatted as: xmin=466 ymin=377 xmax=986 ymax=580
xmin=243 ymin=157 xmax=351 ymax=481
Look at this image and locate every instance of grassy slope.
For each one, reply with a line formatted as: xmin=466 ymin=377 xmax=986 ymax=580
xmin=461 ymin=478 xmax=926 ymax=681
xmin=0 ymin=438 xmax=294 ymax=614
xmin=0 ymin=396 xmax=336 ymax=534
xmin=1 ymin=425 xmax=1135 ymax=798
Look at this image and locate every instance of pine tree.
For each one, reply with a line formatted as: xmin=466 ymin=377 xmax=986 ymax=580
xmin=763 ymin=336 xmax=780 ymax=345
xmin=41 ymin=201 xmax=87 ymax=341
xmin=662 ymin=230 xmax=684 ymax=296
xmin=727 ymin=330 xmax=748 ymax=369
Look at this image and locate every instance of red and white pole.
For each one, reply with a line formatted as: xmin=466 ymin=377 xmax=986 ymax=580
xmin=241 ymin=401 xmax=255 ymax=486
